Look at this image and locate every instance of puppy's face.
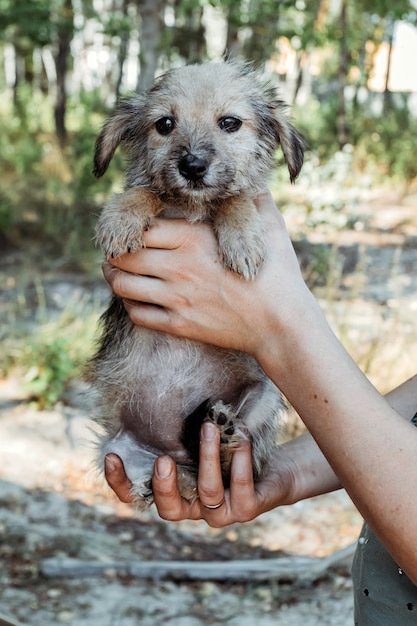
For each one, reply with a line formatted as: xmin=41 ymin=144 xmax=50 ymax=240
xmin=94 ymin=62 xmax=304 ymax=202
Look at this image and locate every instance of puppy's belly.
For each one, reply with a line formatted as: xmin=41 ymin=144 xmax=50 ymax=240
xmin=116 ymin=365 xmax=241 ymax=463
xmin=105 ymin=328 xmax=263 ymax=463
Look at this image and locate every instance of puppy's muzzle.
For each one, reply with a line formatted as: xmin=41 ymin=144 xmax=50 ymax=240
xmin=179 ymin=153 xmax=209 ymax=182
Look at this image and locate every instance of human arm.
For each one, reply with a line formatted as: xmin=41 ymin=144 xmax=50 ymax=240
xmin=151 ymin=376 xmax=416 ymax=525
xmin=105 ymin=375 xmax=416 ymax=525
xmin=104 ymin=191 xmax=417 ymax=581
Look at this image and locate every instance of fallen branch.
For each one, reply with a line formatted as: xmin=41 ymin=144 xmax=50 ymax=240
xmin=40 ymin=543 xmax=356 ymax=582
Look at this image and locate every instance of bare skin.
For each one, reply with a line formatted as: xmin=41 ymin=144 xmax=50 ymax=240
xmin=103 ymin=191 xmax=417 ymax=583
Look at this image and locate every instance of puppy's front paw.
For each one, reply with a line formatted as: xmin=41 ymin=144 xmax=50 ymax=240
xmin=218 ymin=233 xmax=267 ymax=279
xmin=96 ymin=187 xmax=162 ymax=258
xmin=95 ymin=207 xmax=151 ymax=258
xmin=214 ymin=197 xmax=268 ymax=279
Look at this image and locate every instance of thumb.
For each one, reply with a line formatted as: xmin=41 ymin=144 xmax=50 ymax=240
xmin=254 ymin=190 xmax=287 ymax=230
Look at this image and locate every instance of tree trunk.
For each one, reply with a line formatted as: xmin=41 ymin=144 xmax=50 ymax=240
xmin=115 ymin=0 xmax=131 ymax=100
xmin=136 ymin=0 xmax=164 ymax=92
xmin=53 ymin=0 xmax=74 ymax=146
xmin=337 ymin=0 xmax=349 ymax=149
xmin=383 ymin=17 xmax=395 ymax=115
xmin=292 ymin=50 xmax=307 ymax=105
xmin=224 ymin=2 xmax=242 ymax=59
xmin=12 ymin=47 xmax=22 ymax=110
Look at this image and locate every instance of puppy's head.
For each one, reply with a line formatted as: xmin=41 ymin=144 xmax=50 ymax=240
xmin=93 ymin=61 xmax=304 ymax=199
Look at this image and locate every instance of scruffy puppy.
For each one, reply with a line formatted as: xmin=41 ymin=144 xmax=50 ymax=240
xmin=90 ymin=61 xmax=304 ymax=508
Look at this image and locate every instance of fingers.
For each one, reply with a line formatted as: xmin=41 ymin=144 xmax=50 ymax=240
xmin=141 ymin=218 xmax=197 ymax=250
xmin=254 ymin=190 xmax=287 ymax=230
xmin=152 ymin=456 xmax=181 ymax=517
xmin=197 ymin=423 xmax=260 ymax=525
xmin=102 ymin=262 xmax=165 ymax=304
xmin=197 ymin=422 xmax=226 ymax=509
xmin=153 ymin=425 xmax=228 ymax=523
xmin=104 ymin=454 xmax=135 ymax=503
xmin=153 ymin=456 xmax=200 ymax=521
xmin=132 ymin=422 xmax=262 ymax=526
xmin=105 ymin=433 xmax=269 ymax=522
xmin=228 ymin=440 xmax=258 ymax=519
xmin=103 ymin=249 xmax=172 ymax=282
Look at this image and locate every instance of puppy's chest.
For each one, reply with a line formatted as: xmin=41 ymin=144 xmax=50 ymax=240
xmin=156 ymin=198 xmax=215 ymax=222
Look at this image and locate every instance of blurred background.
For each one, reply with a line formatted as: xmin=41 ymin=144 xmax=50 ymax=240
xmin=1 ymin=0 xmax=417 ymax=403
xmin=1 ymin=2 xmax=417 ymax=624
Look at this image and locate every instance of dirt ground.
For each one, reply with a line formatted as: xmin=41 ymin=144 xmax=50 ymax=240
xmin=1 ymin=186 xmax=417 ymax=626
xmin=0 ymin=378 xmax=361 ymax=626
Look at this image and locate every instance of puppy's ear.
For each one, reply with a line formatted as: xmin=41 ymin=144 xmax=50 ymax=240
xmin=273 ymin=116 xmax=305 ymax=183
xmin=93 ymin=98 xmax=144 ymax=178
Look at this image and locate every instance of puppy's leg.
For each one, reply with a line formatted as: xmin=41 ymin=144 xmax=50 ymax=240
xmin=213 ymin=195 xmax=268 ymax=279
xmin=204 ymin=400 xmax=249 ymax=485
xmin=205 ymin=379 xmax=284 ymax=483
xmin=176 ymin=467 xmax=198 ymax=503
xmin=101 ymin=430 xmax=157 ymax=509
xmin=95 ymin=187 xmax=162 ymax=258
xmin=102 ymin=430 xmax=198 ymax=508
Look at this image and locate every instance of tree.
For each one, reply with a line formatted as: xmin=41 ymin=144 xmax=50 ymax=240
xmin=52 ymin=0 xmax=74 ymax=145
xmin=337 ymin=0 xmax=348 ymax=148
xmin=359 ymin=0 xmax=417 ymax=115
xmin=136 ymin=0 xmax=165 ymax=91
xmin=0 ymin=0 xmax=51 ymax=109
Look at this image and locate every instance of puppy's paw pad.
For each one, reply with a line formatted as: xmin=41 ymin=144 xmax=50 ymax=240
xmin=205 ymin=400 xmax=247 ymax=447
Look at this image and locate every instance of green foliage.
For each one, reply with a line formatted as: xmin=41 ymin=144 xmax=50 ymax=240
xmin=301 ymin=244 xmax=345 ymax=295
xmin=0 ymin=190 xmax=14 ymax=232
xmin=352 ymin=109 xmax=417 ymax=182
xmin=3 ymin=289 xmax=100 ymax=409
xmin=293 ymin=85 xmax=417 ymax=184
xmin=23 ymin=338 xmax=75 ymax=409
xmin=0 ymin=0 xmax=51 ymax=47
xmin=293 ymin=96 xmax=340 ymax=160
xmin=0 ymin=89 xmax=122 ymax=258
xmin=0 ymin=0 xmax=416 ymax=257
xmin=359 ymin=0 xmax=417 ymax=22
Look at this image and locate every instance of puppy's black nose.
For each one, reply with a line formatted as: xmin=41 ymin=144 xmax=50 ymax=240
xmin=179 ymin=154 xmax=208 ymax=181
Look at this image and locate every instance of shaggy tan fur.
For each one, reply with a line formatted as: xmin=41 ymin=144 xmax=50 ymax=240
xmin=89 ymin=61 xmax=304 ymax=508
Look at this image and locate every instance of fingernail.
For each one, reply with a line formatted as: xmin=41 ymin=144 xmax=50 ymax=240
xmin=202 ymin=421 xmax=217 ymax=441
xmin=156 ymin=457 xmax=172 ymax=479
xmin=105 ymin=454 xmax=116 ymax=473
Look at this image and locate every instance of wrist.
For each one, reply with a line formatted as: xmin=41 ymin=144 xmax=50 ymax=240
xmin=253 ymin=284 xmax=324 ymax=380
xmin=278 ymin=433 xmax=342 ymax=505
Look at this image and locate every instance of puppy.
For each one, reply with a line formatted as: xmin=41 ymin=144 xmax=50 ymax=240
xmin=90 ymin=61 xmax=304 ymax=508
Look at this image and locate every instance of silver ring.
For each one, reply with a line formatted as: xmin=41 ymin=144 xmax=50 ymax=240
xmin=203 ymin=498 xmax=225 ymax=510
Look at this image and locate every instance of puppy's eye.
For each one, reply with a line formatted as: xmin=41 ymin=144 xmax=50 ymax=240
xmin=218 ymin=117 xmax=242 ymax=133
xmin=155 ymin=117 xmax=176 ymax=135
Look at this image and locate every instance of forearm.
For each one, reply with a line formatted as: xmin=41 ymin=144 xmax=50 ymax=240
xmin=258 ymin=294 xmax=417 ymax=580
xmin=273 ymin=374 xmax=417 ymax=505
xmin=275 ymin=431 xmax=341 ymax=503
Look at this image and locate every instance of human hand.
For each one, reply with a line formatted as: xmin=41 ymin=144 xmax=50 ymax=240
xmin=102 ymin=191 xmax=309 ymax=360
xmin=104 ymin=421 xmax=298 ymax=525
